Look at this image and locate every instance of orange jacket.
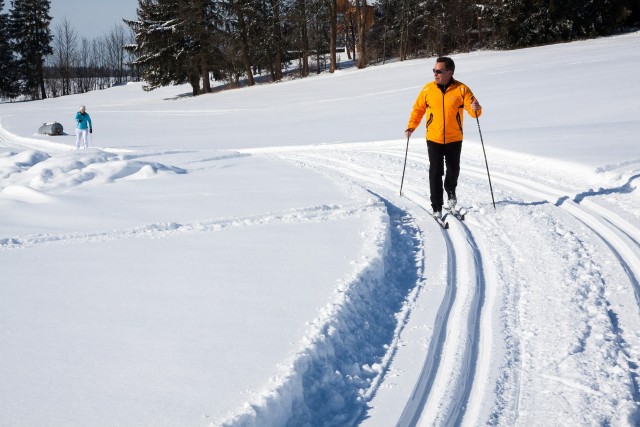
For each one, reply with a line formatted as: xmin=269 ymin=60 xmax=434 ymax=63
xmin=407 ymin=79 xmax=481 ymax=144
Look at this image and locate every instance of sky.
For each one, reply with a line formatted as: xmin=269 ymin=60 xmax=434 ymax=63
xmin=2 ymin=0 xmax=138 ymax=40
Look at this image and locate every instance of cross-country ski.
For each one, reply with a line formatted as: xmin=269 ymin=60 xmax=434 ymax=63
xmin=445 ymin=206 xmax=467 ymax=221
xmin=433 ymin=213 xmax=450 ymax=229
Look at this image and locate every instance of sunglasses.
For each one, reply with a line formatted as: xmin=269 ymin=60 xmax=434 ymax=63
xmin=433 ymin=69 xmax=449 ymax=75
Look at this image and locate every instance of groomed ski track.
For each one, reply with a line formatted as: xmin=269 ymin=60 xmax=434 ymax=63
xmin=262 ymin=143 xmax=492 ymax=427
xmin=246 ymin=139 xmax=640 ymax=426
xmin=4 ymin=125 xmax=639 ymax=425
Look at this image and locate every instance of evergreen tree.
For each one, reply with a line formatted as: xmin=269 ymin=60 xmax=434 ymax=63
xmin=125 ymin=0 xmax=183 ymax=93
xmin=0 ymin=0 xmax=19 ymax=99
xmin=125 ymin=0 xmax=226 ymax=96
xmin=227 ymin=0 xmax=289 ymax=82
xmin=248 ymin=0 xmax=287 ymax=81
xmin=487 ymin=0 xmax=639 ymax=48
xmin=229 ymin=0 xmax=256 ymax=85
xmin=179 ymin=0 xmax=228 ymax=93
xmin=9 ymin=0 xmax=53 ymax=99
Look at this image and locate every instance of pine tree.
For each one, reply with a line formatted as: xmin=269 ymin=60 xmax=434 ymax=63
xmin=9 ymin=0 xmax=53 ymax=99
xmin=125 ymin=0 xmax=197 ymax=95
xmin=179 ymin=0 xmax=228 ymax=93
xmin=0 ymin=0 xmax=19 ymax=99
xmin=229 ymin=0 xmax=256 ymax=85
xmin=125 ymin=0 xmax=226 ymax=96
xmin=247 ymin=0 xmax=287 ymax=81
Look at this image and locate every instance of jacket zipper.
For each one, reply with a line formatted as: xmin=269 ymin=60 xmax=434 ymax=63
xmin=442 ymin=88 xmax=446 ymax=144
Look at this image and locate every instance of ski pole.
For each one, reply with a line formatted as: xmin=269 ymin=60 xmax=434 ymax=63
xmin=399 ymin=134 xmax=410 ymax=196
xmin=475 ymin=115 xmax=496 ymax=210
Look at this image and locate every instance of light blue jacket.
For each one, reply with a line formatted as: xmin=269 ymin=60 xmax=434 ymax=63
xmin=75 ymin=112 xmax=92 ymax=130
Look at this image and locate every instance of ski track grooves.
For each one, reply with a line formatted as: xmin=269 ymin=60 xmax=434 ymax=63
xmin=444 ymin=224 xmax=486 ymax=427
xmin=0 ymin=203 xmax=376 ymax=250
xmin=272 ymin=147 xmax=486 ymax=427
xmin=392 ymin=147 xmax=640 ymax=418
xmin=397 ymin=225 xmax=457 ymax=427
xmin=379 ymin=147 xmax=640 ymax=306
xmin=462 ymin=163 xmax=640 ymax=307
xmin=7 ymin=137 xmax=638 ymax=425
xmin=3 ymin=130 xmax=487 ymax=426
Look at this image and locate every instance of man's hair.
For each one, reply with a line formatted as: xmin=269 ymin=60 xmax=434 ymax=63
xmin=436 ymin=57 xmax=455 ymax=73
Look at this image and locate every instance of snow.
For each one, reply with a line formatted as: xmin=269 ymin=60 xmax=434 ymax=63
xmin=1 ymin=31 xmax=640 ymax=426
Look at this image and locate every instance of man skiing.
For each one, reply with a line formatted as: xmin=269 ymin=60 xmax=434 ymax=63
xmin=404 ymin=57 xmax=482 ymax=219
xmin=74 ymin=105 xmax=92 ymax=149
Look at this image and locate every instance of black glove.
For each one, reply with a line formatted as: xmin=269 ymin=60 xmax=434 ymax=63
xmin=90 ymin=128 xmax=93 ymax=133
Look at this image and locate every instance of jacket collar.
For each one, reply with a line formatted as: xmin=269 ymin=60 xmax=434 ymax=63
xmin=437 ymin=78 xmax=456 ymax=93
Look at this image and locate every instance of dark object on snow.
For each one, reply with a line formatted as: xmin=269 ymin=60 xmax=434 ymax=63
xmin=38 ymin=122 xmax=64 ymax=136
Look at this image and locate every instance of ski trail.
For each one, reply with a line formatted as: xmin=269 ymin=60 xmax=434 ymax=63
xmin=396 ymin=221 xmax=457 ymax=427
xmin=459 ymin=160 xmax=640 ymax=422
xmin=461 ymin=164 xmax=640 ymax=306
xmin=400 ymin=146 xmax=640 ymax=418
xmin=445 ymin=224 xmax=486 ymax=427
xmin=220 ymin=190 xmax=426 ymax=427
xmin=0 ymin=124 xmax=74 ymax=153
xmin=466 ymin=213 xmax=524 ymax=427
xmin=381 ymin=145 xmax=640 ymax=308
xmin=0 ymin=202 xmax=377 ymax=249
xmin=267 ymin=146 xmax=486 ymax=427
xmin=261 ymin=142 xmax=640 ymax=426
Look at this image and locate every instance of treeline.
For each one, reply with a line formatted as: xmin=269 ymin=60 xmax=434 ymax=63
xmin=1 ymin=0 xmax=638 ymax=101
xmin=125 ymin=0 xmax=639 ymax=96
xmin=372 ymin=0 xmax=640 ymax=61
xmin=0 ymin=0 xmax=138 ymax=101
xmin=45 ymin=18 xmax=138 ymax=99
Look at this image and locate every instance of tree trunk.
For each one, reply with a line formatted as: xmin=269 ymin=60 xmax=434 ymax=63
xmin=400 ymin=2 xmax=408 ymax=60
xmin=382 ymin=0 xmax=388 ymax=63
xmin=189 ymin=71 xmax=201 ymax=96
xmin=202 ymin=57 xmax=211 ymax=93
xmin=355 ymin=0 xmax=367 ymax=69
xmin=347 ymin=10 xmax=356 ymax=60
xmin=298 ymin=0 xmax=309 ymax=77
xmin=270 ymin=0 xmax=283 ymax=81
xmin=329 ymin=0 xmax=337 ymax=72
xmin=236 ymin=5 xmax=255 ymax=86
xmin=38 ymin=61 xmax=47 ymax=99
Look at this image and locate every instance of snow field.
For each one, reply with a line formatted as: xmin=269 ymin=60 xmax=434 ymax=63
xmin=265 ymin=139 xmax=640 ymax=426
xmin=1 ymin=32 xmax=640 ymax=426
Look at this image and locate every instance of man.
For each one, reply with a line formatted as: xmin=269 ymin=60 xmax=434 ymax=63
xmin=405 ymin=57 xmax=481 ymax=219
xmin=74 ymin=105 xmax=93 ymax=149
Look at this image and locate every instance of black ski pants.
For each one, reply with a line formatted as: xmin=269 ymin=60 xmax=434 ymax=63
xmin=427 ymin=140 xmax=462 ymax=211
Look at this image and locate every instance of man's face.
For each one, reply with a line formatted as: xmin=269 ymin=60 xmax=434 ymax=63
xmin=433 ymin=62 xmax=453 ymax=85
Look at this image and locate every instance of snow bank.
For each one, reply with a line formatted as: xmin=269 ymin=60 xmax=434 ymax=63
xmin=0 ymin=148 xmax=186 ymax=196
xmin=220 ymin=197 xmax=425 ymax=426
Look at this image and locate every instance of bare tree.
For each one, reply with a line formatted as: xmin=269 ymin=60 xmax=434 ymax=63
xmin=105 ymin=24 xmax=127 ymax=85
xmin=75 ymin=38 xmax=94 ymax=93
xmin=52 ymin=16 xmax=78 ymax=95
xmin=92 ymin=37 xmax=109 ymax=90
